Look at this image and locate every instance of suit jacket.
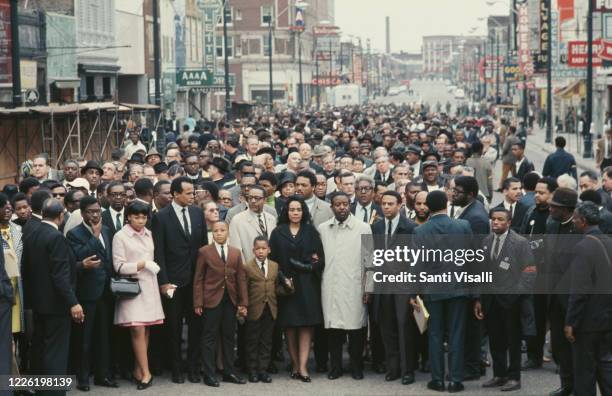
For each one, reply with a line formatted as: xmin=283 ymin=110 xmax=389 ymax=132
xmin=225 ymin=201 xmax=278 ymax=224
xmin=0 ymin=238 xmax=13 ymax=305
xmin=152 ymin=205 xmax=207 ymax=288
xmin=101 ymin=208 xmax=125 ymax=238
xmin=66 ymin=223 xmax=113 ymax=302
xmin=598 ymin=188 xmax=612 ymax=212
xmin=21 ymin=216 xmax=41 ymax=242
xmin=566 ymin=228 xmax=612 ymax=332
xmin=599 ymin=207 xmax=612 ymax=235
xmin=229 ymin=210 xmax=277 ymax=263
xmin=595 ymin=137 xmax=608 ymax=169
xmin=193 ymin=244 xmax=247 ymax=309
xmin=21 ymin=222 xmax=78 ymax=315
xmin=514 ymin=157 xmax=535 ymax=182
xmin=243 ymin=258 xmax=286 ymax=321
xmin=458 ymin=199 xmax=490 ymax=235
xmin=494 ymin=201 xmax=528 ymax=233
xmin=373 ymin=170 xmax=393 ymax=186
xmin=311 ymin=197 xmax=334 ymax=227
xmin=351 ymin=201 xmax=382 ymax=225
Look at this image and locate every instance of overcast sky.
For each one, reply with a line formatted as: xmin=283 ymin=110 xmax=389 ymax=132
xmin=335 ymin=0 xmax=510 ymax=53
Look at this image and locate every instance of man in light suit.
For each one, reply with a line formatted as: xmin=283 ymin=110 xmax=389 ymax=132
xmin=225 ymin=174 xmax=277 ymax=224
xmin=351 ymin=175 xmax=382 ymax=225
xmin=295 ymin=170 xmax=333 ymax=228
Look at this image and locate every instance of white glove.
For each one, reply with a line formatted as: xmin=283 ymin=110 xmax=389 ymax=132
xmin=144 ymin=261 xmax=160 ymax=275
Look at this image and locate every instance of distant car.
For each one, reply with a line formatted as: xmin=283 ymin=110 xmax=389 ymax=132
xmin=388 ymin=86 xmax=402 ymax=96
xmin=454 ymin=88 xmax=465 ymax=100
xmin=448 ymin=85 xmax=457 ymax=93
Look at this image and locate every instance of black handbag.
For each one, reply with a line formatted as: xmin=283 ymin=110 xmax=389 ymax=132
xmin=110 ymin=263 xmax=141 ymax=298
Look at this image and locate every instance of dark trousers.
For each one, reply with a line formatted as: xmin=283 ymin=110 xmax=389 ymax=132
xmin=527 ymin=294 xmax=548 ymax=364
xmin=367 ymin=301 xmax=385 ymax=367
xmin=550 ymin=297 xmax=573 ymax=389
xmin=464 ymin=306 xmax=483 ymax=377
xmin=328 ymin=328 xmax=365 ymax=373
xmin=31 ymin=313 xmax=71 ymax=396
xmin=572 ymin=330 xmax=612 ymax=396
xmin=485 ymin=299 xmax=522 ymax=381
xmin=0 ymin=302 xmax=11 ymax=376
xmin=378 ymin=294 xmax=416 ymax=376
xmin=428 ymin=298 xmax=467 ymax=383
xmin=271 ymin=322 xmax=283 ymax=362
xmin=236 ymin=322 xmax=246 ymax=370
xmin=314 ymin=325 xmax=328 ymax=368
xmin=201 ymin=292 xmax=236 ymax=378
xmin=162 ymin=283 xmax=202 ymax=373
xmin=73 ymin=298 xmax=111 ymax=384
xmin=246 ymin=305 xmax=275 ymax=373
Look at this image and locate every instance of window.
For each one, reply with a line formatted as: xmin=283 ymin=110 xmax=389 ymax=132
xmin=217 ymin=7 xmax=233 ymax=26
xmin=86 ymin=76 xmax=95 ymax=97
xmin=261 ymin=5 xmax=273 ymax=26
xmin=102 ymin=77 xmax=111 ymax=97
xmin=234 ymin=8 xmax=242 ymax=21
xmin=263 ymin=35 xmax=271 ymax=56
xmin=216 ymin=36 xmax=233 ymax=58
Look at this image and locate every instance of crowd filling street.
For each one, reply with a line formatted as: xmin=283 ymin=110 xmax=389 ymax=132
xmin=2 ymin=84 xmax=612 ymax=396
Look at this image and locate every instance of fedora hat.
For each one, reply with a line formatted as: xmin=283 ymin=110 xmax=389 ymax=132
xmin=81 ymin=160 xmax=103 ymax=175
xmin=549 ymin=187 xmax=578 ymax=208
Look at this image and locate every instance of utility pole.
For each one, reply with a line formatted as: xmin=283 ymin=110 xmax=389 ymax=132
xmin=315 ymin=34 xmax=320 ymax=110
xmin=483 ymin=41 xmax=487 ymax=100
xmin=268 ymin=18 xmax=273 ymax=112
xmin=495 ymin=29 xmax=500 ymax=104
xmin=298 ymin=32 xmax=303 ymax=109
xmin=152 ymin=0 xmax=161 ymax=109
xmin=10 ymin=0 xmax=21 ymax=107
xmin=545 ymin=0 xmax=552 ymax=143
xmin=223 ymin=0 xmax=232 ymax=119
xmin=584 ymin=0 xmax=593 ymax=158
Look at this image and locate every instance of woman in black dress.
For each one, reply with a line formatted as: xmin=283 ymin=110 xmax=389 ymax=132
xmin=269 ymin=196 xmax=324 ymax=382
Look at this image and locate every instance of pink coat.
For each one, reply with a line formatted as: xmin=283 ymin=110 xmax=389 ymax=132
xmin=112 ymin=225 xmax=164 ymax=325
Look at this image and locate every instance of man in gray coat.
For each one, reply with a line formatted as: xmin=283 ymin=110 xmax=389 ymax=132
xmin=498 ymin=126 xmax=520 ymax=192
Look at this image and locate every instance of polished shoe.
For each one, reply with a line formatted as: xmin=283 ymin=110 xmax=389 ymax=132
xmin=266 ymin=362 xmax=278 ymax=374
xmin=76 ymin=384 xmax=90 ymax=392
xmin=222 ymin=373 xmax=246 ymax=384
xmin=187 ymin=371 xmax=201 ymax=383
xmin=501 ymin=380 xmax=521 ymax=392
xmin=298 ymin=373 xmax=312 ymax=383
xmin=447 ymin=381 xmax=465 ymax=393
xmin=401 ymin=373 xmax=415 ymax=385
xmin=482 ymin=377 xmax=507 ymax=387
xmin=521 ymin=359 xmax=542 ymax=370
xmin=385 ymin=373 xmax=400 ymax=381
xmin=327 ymin=369 xmax=342 ymax=380
xmin=136 ymin=378 xmax=152 ymax=390
xmin=203 ymin=375 xmax=219 ymax=387
xmin=315 ymin=364 xmax=328 ymax=373
xmin=171 ymin=371 xmax=184 ymax=384
xmin=290 ymin=372 xmax=300 ymax=379
xmin=248 ymin=372 xmax=259 ymax=383
xmin=371 ymin=362 xmax=386 ymax=374
xmin=351 ymin=370 xmax=364 ymax=380
xmin=258 ymin=373 xmax=272 ymax=383
xmin=94 ymin=378 xmax=119 ymax=388
xmin=427 ymin=380 xmax=445 ymax=392
xmin=549 ymin=386 xmax=573 ymax=396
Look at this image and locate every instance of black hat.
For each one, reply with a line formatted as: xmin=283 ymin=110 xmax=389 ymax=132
xmin=128 ymin=152 xmax=145 ymax=164
xmin=256 ymin=147 xmax=276 ymax=158
xmin=277 ymin=172 xmax=296 ymax=190
xmin=210 ymin=157 xmax=230 ymax=174
xmin=81 ymin=160 xmax=103 ymax=175
xmin=406 ymin=144 xmax=421 ymax=156
xmin=549 ymin=187 xmax=578 ymax=208
xmin=422 ymin=160 xmax=439 ymax=170
xmin=153 ymin=162 xmax=169 ymax=174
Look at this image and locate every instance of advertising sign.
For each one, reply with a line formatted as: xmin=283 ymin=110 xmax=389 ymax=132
xmin=202 ymin=4 xmax=219 ymax=73
xmin=0 ymin=0 xmax=12 ymax=85
xmin=312 ymin=75 xmax=340 ymax=86
xmin=568 ymin=40 xmax=603 ymax=67
xmin=517 ymin=2 xmax=535 ymax=77
xmin=594 ymin=0 xmax=612 ymax=12
xmin=503 ymin=63 xmax=524 ymax=82
xmin=176 ymin=69 xmax=213 ymax=87
xmin=538 ymin=0 xmax=550 ymax=72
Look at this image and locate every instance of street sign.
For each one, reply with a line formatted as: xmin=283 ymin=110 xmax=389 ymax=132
xmin=176 ymin=69 xmax=213 ymax=87
xmin=313 ymin=25 xmax=340 ymax=36
xmin=25 ymin=88 xmax=39 ymax=104
xmin=551 ymin=67 xmax=587 ymax=78
xmin=568 ymin=40 xmax=603 ymax=67
xmin=213 ymin=73 xmax=235 ymax=87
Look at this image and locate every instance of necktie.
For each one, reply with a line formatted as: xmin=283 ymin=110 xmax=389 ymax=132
xmin=115 ymin=213 xmax=122 ymax=231
xmin=450 ymin=205 xmax=455 ymax=218
xmin=182 ymin=208 xmax=190 ymax=238
xmin=492 ymin=235 xmax=501 ymax=260
xmin=509 ymin=204 xmax=514 ymax=219
xmin=362 ymin=206 xmax=368 ymax=223
xmin=386 ymin=220 xmax=392 ymax=248
xmin=258 ymin=214 xmax=266 ymax=235
xmin=260 ymin=261 xmax=266 ymax=276
xmin=220 ymin=245 xmax=226 ymax=262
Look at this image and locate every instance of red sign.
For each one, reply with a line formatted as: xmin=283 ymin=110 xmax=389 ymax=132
xmin=594 ymin=0 xmax=612 ymax=12
xmin=0 ymin=0 xmax=12 ymax=85
xmin=313 ymin=25 xmax=340 ymax=36
xmin=312 ymin=76 xmax=340 ymax=86
xmin=599 ymin=40 xmax=612 ymax=61
xmin=517 ymin=3 xmax=535 ymax=77
xmin=568 ymin=40 xmax=603 ymax=67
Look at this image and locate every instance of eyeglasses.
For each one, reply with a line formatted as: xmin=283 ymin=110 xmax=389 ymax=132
xmin=451 ymin=188 xmax=466 ymax=194
xmin=247 ymin=195 xmax=264 ymax=201
xmin=358 ymin=186 xmax=373 ymax=192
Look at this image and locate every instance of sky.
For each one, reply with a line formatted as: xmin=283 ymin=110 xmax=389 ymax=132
xmin=334 ymin=0 xmax=510 ymax=53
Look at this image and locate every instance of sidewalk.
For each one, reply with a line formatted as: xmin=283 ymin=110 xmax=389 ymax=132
xmin=527 ymin=125 xmax=597 ymax=174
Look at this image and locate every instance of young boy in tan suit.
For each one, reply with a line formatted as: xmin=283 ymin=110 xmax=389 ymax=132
xmin=244 ymin=236 xmax=293 ymax=383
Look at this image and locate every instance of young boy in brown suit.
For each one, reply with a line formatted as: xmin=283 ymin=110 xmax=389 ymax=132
xmin=244 ymin=236 xmax=293 ymax=383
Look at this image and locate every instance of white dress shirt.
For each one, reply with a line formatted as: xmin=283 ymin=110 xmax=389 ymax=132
xmin=491 ymin=230 xmax=509 ymax=260
xmin=502 ymin=200 xmax=516 ymax=219
xmin=255 ymin=258 xmax=268 ymax=277
xmin=514 ymin=157 xmax=525 ymax=174
xmin=356 ymin=202 xmax=373 ymax=223
xmin=172 ymin=201 xmax=191 ymax=234
xmin=214 ymin=241 xmax=229 ymax=260
xmin=109 ymin=207 xmax=125 ymax=229
xmin=385 ymin=214 xmax=400 ymax=236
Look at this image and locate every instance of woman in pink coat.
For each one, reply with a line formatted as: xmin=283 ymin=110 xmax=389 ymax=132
xmin=113 ymin=201 xmax=165 ymax=389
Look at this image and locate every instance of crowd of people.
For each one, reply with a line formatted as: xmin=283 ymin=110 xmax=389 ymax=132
xmin=0 ymin=102 xmax=611 ymax=396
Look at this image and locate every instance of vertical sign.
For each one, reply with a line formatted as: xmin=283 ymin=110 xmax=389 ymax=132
xmin=518 ymin=2 xmax=535 ymax=77
xmin=202 ymin=5 xmax=218 ymax=74
xmin=551 ymin=10 xmax=559 ymax=66
xmin=0 ymin=0 xmax=12 ymax=85
xmin=538 ymin=0 xmax=550 ymax=71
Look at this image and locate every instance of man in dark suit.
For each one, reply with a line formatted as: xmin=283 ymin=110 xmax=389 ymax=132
xmin=511 ymin=142 xmax=535 ymax=183
xmin=193 ymin=221 xmax=247 ymax=387
xmin=101 ymin=181 xmax=126 ymax=238
xmin=352 ymin=175 xmax=383 ymax=225
xmin=411 ymin=191 xmax=473 ymax=393
xmin=22 ymin=189 xmax=52 ymax=241
xmin=66 ymin=195 xmax=117 ymax=391
xmin=496 ymin=177 xmax=528 ymax=233
xmin=22 ymin=198 xmax=84 ymax=386
xmin=152 ymin=176 xmax=207 ymax=383
xmin=0 ymin=238 xmax=12 ymax=377
xmin=453 ymin=176 xmax=490 ymax=380
xmin=475 ymin=208 xmax=534 ymax=392
xmin=579 ymin=190 xmax=612 ymax=234
xmin=564 ymin=202 xmax=612 ymax=396
xmin=542 ymin=137 xmax=577 ymax=180
xmin=371 ymin=191 xmax=417 ymax=385
xmin=373 ymin=155 xmax=393 ymax=186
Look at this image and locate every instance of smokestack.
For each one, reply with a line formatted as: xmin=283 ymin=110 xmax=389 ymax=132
xmin=386 ymin=16 xmax=391 ymax=54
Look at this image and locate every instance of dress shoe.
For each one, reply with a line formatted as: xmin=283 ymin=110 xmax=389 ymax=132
xmin=266 ymin=362 xmax=278 ymax=374
xmin=171 ymin=371 xmax=184 ymax=384
xmin=248 ymin=372 xmax=259 ymax=383
xmin=549 ymin=386 xmax=573 ymax=396
xmin=136 ymin=378 xmax=152 ymax=390
xmin=76 ymin=384 xmax=90 ymax=392
xmin=501 ymin=379 xmax=521 ymax=392
xmin=521 ymin=359 xmax=542 ymax=370
xmin=187 ymin=371 xmax=201 ymax=383
xmin=482 ymin=377 xmax=508 ymax=387
xmin=94 ymin=378 xmax=119 ymax=388
xmin=315 ymin=364 xmax=328 ymax=373
xmin=385 ymin=373 xmax=400 ymax=381
xmin=351 ymin=370 xmax=364 ymax=380
xmin=427 ymin=380 xmax=445 ymax=392
xmin=401 ymin=373 xmax=415 ymax=385
xmin=203 ymin=375 xmax=219 ymax=387
xmin=327 ymin=369 xmax=342 ymax=380
xmin=222 ymin=373 xmax=246 ymax=384
xmin=298 ymin=373 xmax=312 ymax=383
xmin=258 ymin=373 xmax=272 ymax=383
xmin=447 ymin=381 xmax=465 ymax=393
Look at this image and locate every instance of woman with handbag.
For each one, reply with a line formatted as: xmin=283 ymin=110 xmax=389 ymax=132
xmin=269 ymin=196 xmax=324 ymax=382
xmin=112 ymin=201 xmax=165 ymax=390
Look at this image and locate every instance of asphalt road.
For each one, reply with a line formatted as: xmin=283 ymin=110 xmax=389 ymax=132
xmin=87 ymin=80 xmax=564 ymax=395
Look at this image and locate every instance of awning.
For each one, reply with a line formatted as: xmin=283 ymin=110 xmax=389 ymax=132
xmin=555 ymin=79 xmax=585 ymax=99
xmin=119 ymin=103 xmax=160 ymax=110
xmin=51 ymin=78 xmax=81 ymax=89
